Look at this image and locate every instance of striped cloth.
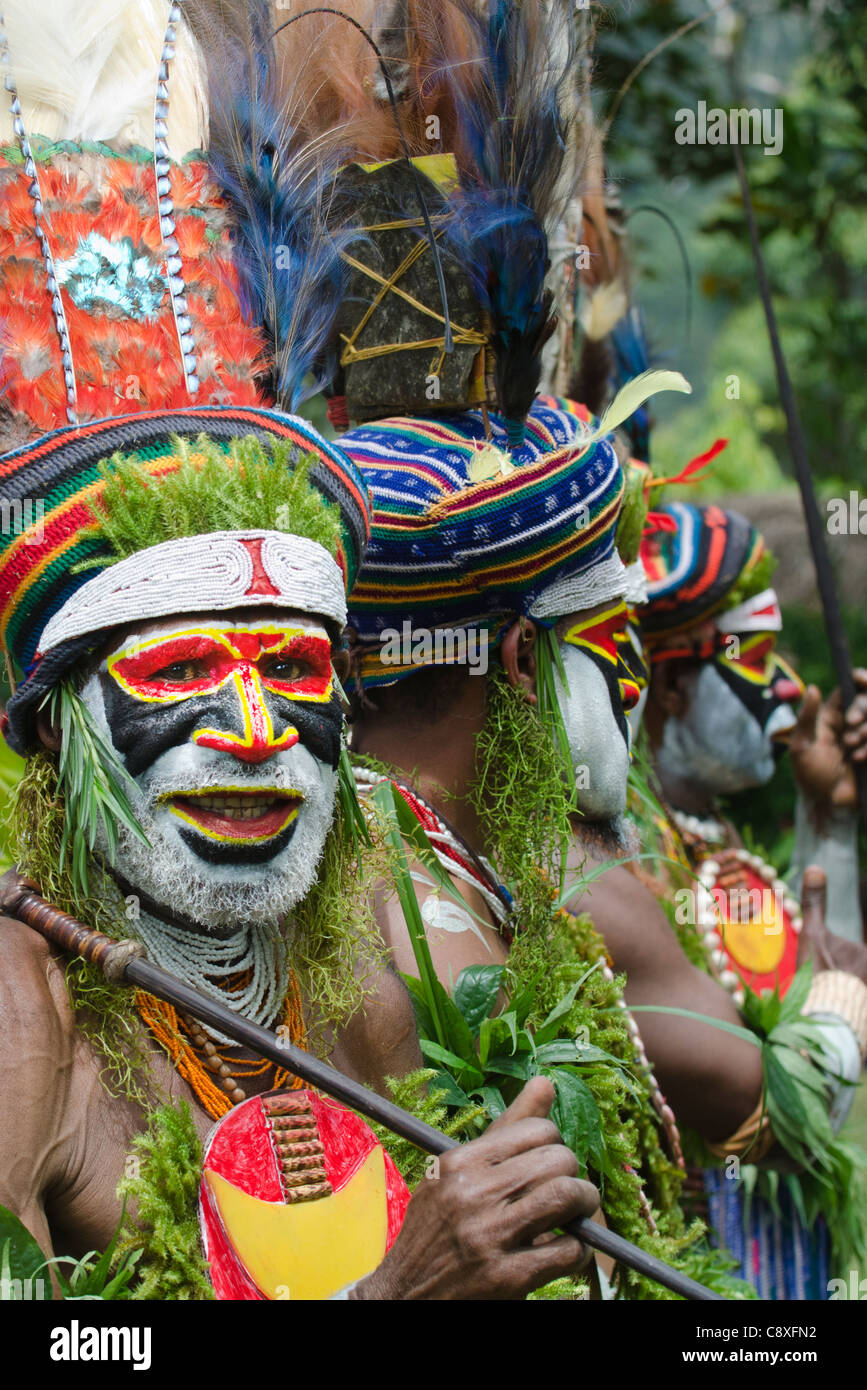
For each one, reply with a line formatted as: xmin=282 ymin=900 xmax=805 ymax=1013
xmin=0 ymin=406 xmax=371 ymax=753
xmin=343 ymin=398 xmax=624 ymax=686
xmin=703 ymin=1168 xmax=831 ymax=1301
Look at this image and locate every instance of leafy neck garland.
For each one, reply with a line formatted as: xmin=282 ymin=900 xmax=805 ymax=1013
xmin=351 ymin=673 xmax=754 ymax=1300
xmin=624 ymin=740 xmax=867 ymax=1277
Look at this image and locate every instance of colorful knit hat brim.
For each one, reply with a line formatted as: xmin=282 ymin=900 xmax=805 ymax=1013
xmin=0 ymin=404 xmax=371 ymax=752
xmin=344 ymin=400 xmax=624 ymax=656
xmin=640 ymin=502 xmax=764 ymax=642
xmin=0 ymin=403 xmax=370 ymax=671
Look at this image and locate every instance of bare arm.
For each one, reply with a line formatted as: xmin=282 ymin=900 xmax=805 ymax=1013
xmin=567 ymin=862 xmax=764 ymax=1143
xmin=0 ymin=918 xmax=73 ymax=1268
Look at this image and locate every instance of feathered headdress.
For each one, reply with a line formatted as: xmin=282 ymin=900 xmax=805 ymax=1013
xmin=433 ymin=0 xmax=573 ymax=445
xmin=268 ymin=0 xmax=586 ymax=440
xmin=0 ymin=0 xmax=370 ymax=740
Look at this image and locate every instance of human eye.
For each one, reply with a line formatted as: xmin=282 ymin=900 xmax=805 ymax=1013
xmin=150 ymin=658 xmax=209 ymax=683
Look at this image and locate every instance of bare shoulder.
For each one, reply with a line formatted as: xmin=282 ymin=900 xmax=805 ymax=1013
xmin=0 ymin=915 xmax=76 ymax=1065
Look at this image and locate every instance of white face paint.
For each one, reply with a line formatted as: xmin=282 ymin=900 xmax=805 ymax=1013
xmin=656 ymin=662 xmax=778 ymax=795
xmin=554 ymin=642 xmax=630 ymax=819
xmin=80 ymin=612 xmax=339 ymax=936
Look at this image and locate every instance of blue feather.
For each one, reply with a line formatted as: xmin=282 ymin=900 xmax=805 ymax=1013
xmin=436 ymin=0 xmax=572 ymax=439
xmin=203 ymin=4 xmax=358 ymax=413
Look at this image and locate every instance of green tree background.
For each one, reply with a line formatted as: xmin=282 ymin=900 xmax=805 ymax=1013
xmin=595 ymin=0 xmax=867 ymax=865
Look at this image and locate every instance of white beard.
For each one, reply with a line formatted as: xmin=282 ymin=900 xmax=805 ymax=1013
xmin=656 ymin=663 xmax=777 ymax=795
xmin=555 ymin=643 xmax=630 ymax=820
xmin=80 ymin=673 xmax=337 ymax=936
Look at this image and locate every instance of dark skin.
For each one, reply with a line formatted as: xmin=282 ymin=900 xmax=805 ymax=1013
xmin=0 ymin=607 xmax=597 ymax=1300
xmin=354 ymin=608 xmax=766 ymax=1141
xmin=498 ymin=616 xmax=765 ymax=1142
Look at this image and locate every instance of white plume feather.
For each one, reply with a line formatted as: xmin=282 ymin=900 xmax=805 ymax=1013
xmin=0 ymin=0 xmax=207 ymax=157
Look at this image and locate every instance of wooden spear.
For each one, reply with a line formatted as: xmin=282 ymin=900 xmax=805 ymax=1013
xmin=0 ymin=876 xmax=723 ymax=1302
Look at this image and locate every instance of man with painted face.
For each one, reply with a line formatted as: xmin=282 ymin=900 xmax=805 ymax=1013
xmin=0 ymin=0 xmax=601 ymax=1303
xmin=641 ymin=501 xmax=866 ymax=957
xmin=0 ymin=415 xmax=601 ymax=1303
xmin=617 ymin=499 xmax=867 ymax=1298
xmin=339 ymin=393 xmax=767 ymax=1294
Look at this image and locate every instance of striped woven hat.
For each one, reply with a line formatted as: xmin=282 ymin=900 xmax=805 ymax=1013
xmin=0 ymin=407 xmax=371 ymax=753
xmin=343 ymin=397 xmax=627 ymax=687
xmin=0 ymin=4 xmax=372 ymax=753
xmin=640 ymin=501 xmax=772 ymax=653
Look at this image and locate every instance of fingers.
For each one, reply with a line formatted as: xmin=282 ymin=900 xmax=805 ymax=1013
xmin=508 ymin=1174 xmax=600 ymax=1249
xmin=800 ymin=864 xmax=827 ymax=937
xmin=509 ymin=1222 xmax=597 ymax=1291
xmin=487 ymin=1074 xmax=555 ymax=1129
xmin=792 ymin=684 xmax=822 ymax=746
xmin=843 ymin=675 xmax=867 ymax=760
xmin=484 ymin=1135 xmax=580 ymax=1202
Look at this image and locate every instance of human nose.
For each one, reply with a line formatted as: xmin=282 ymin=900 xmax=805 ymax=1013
xmin=193 ymin=666 xmax=299 ymax=763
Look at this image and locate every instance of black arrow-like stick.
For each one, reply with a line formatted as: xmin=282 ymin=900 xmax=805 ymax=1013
xmin=733 ymin=143 xmax=867 ymax=846
xmin=2 ymin=878 xmax=722 ymax=1302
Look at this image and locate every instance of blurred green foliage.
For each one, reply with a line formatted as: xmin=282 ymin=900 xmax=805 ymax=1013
xmin=597 ymin=0 xmax=867 ymax=493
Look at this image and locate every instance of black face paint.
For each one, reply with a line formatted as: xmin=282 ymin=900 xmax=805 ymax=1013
xmin=100 ymin=676 xmax=343 ymax=778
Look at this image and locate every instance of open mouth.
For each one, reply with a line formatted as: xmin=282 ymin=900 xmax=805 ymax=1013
xmin=165 ymin=789 xmax=303 ymax=843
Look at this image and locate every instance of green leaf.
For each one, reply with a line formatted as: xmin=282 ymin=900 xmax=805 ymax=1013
xmin=0 ymin=1205 xmax=47 ymax=1287
xmin=506 ymin=968 xmax=545 ymax=1028
xmin=426 ymin=1070 xmax=472 ymax=1108
xmin=469 ymin=1085 xmax=507 ymax=1122
xmin=419 ymin=1039 xmax=484 ymax=1089
xmin=778 ymin=961 xmax=814 ymax=1021
xmin=453 ymin=965 xmax=505 ymax=1035
xmin=533 ymin=1039 xmax=629 ymax=1069
xmin=533 ymin=973 xmax=589 ymax=1047
xmin=486 ymin=1053 xmax=534 ymax=1081
xmin=478 ymin=1012 xmax=518 ymax=1069
xmin=398 ymin=973 xmax=436 ymax=1042
xmin=541 ymin=1067 xmax=603 ymax=1174
xmin=629 ymin=1005 xmax=760 ymax=1046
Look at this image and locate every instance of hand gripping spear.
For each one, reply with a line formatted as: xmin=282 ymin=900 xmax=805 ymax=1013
xmin=0 ymin=875 xmax=722 ymax=1302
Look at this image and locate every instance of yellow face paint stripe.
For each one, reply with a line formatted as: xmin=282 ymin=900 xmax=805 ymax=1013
xmin=107 ymin=624 xmax=335 ymax=705
xmin=169 ymin=800 xmax=301 ymax=844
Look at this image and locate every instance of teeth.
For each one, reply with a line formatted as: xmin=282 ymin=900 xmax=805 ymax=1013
xmin=180 ymin=793 xmax=291 ymax=820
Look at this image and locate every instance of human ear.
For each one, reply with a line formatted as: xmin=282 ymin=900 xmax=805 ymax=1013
xmin=332 ymin=647 xmax=351 ymax=684
xmin=35 ymin=705 xmax=62 ymax=752
xmin=501 ymin=618 xmax=538 ymax=705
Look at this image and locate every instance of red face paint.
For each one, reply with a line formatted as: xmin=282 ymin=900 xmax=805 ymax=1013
xmin=561 ymin=602 xmax=648 ymax=712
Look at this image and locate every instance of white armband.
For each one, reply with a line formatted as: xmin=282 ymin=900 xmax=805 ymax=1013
xmin=802 ymin=970 xmax=867 ymax=1132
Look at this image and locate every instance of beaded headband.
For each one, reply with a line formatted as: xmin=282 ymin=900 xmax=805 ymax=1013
xmin=0 ymin=406 xmax=371 ymax=753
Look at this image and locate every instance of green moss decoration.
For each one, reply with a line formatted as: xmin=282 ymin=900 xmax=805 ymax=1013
xmin=725 ymin=547 xmax=778 ymax=614
xmin=116 ymin=1101 xmax=214 ymax=1300
xmin=367 ymin=1069 xmax=486 ymax=1189
xmin=615 ymin=462 xmax=650 ymax=566
xmin=467 ymin=670 xmax=753 ymax=1299
xmin=288 ymin=795 xmax=392 ymax=1048
xmin=14 ymin=752 xmax=156 ymax=1107
xmin=82 ymin=435 xmax=342 ymax=568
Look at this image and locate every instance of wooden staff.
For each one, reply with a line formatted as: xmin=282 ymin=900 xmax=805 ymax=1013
xmin=1 ymin=875 xmax=722 ymax=1302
